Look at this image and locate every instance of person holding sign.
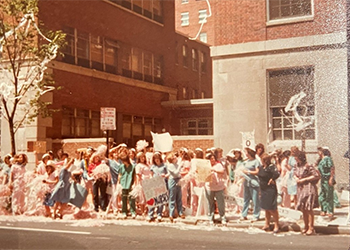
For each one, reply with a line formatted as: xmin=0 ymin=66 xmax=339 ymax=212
xmin=147 ymin=152 xmax=168 ymax=222
xmin=165 ymin=152 xmax=185 ymax=222
xmin=205 ymin=153 xmax=228 ymax=225
xmin=241 ymin=147 xmax=261 ymax=221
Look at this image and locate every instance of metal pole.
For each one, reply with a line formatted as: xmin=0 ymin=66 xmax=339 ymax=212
xmin=347 ymin=0 xmax=350 ymax=187
xmin=106 ymin=130 xmax=109 ymax=158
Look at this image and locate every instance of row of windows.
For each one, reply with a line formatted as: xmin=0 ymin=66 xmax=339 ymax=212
xmin=62 ymin=107 xmax=103 ymax=138
xmin=108 ymin=0 xmax=163 ymax=23
xmin=122 ymin=115 xmax=163 ymax=146
xmin=61 ymin=27 xmax=164 ymax=85
xmin=181 ymin=118 xmax=213 ymax=135
xmin=176 ymin=43 xmax=207 ymax=73
xmin=180 ymin=9 xmax=207 ymax=27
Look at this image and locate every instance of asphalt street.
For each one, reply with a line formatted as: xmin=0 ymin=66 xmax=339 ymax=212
xmin=0 ymin=220 xmax=349 ymax=250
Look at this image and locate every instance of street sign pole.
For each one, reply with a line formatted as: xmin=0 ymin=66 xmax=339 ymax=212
xmin=100 ymin=107 xmax=116 ymax=158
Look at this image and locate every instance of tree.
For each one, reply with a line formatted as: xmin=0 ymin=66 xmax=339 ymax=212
xmin=0 ymin=0 xmax=65 ymax=155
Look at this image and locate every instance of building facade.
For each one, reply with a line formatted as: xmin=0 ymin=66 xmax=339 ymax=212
xmin=211 ymin=0 xmax=349 ymax=184
xmin=175 ymin=0 xmax=215 ymax=45
xmin=0 ymin=0 xmax=212 ymax=161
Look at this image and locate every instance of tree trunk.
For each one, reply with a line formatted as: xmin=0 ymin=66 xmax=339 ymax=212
xmin=9 ymin=117 xmax=16 ymax=156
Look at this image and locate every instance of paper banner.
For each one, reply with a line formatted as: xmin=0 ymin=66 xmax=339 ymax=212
xmin=194 ymin=159 xmax=212 ymax=183
xmin=142 ymin=175 xmax=168 ymax=208
xmin=151 ymin=131 xmax=173 ymax=153
xmin=240 ymin=130 xmax=255 ymax=149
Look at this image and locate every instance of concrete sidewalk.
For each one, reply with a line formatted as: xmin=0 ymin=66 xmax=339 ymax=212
xmin=178 ymin=203 xmax=349 ymax=235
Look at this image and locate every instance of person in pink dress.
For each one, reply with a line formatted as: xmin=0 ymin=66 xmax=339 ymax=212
xmin=135 ymin=152 xmax=152 ymax=216
xmin=8 ymin=154 xmax=28 ymax=215
xmin=179 ymin=150 xmax=191 ymax=208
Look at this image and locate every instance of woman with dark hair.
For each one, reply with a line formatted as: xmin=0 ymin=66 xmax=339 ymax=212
xmin=8 ymin=153 xmax=28 ymax=215
xmin=317 ymin=147 xmax=335 ymax=218
xmin=147 ymin=152 xmax=167 ymax=222
xmin=205 ymin=153 xmax=227 ymax=225
xmin=241 ymin=147 xmax=261 ymax=221
xmin=258 ymin=154 xmax=280 ymax=233
xmin=294 ymin=151 xmax=320 ymax=235
xmin=255 ymin=143 xmax=265 ymax=164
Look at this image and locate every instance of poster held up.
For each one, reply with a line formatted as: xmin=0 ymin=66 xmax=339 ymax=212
xmin=151 ymin=131 xmax=173 ymax=153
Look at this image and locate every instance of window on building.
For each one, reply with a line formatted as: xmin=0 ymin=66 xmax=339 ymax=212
xmin=153 ymin=0 xmax=163 ymax=23
xmin=181 ymin=118 xmax=213 ymax=135
xmin=143 ymin=51 xmax=153 ymax=82
xmin=199 ymin=32 xmax=207 ymax=43
xmin=269 ymin=67 xmax=315 ymax=141
xmin=76 ymin=31 xmax=89 ymax=68
xmin=198 ymin=9 xmax=207 ymax=23
xmin=132 ymin=48 xmax=143 ymax=80
xmin=182 ymin=0 xmax=189 ymax=3
xmin=182 ymin=45 xmax=189 ymax=68
xmin=61 ymin=28 xmax=163 ymax=85
xmin=91 ymin=35 xmax=103 ymax=71
xmin=122 ymin=114 xmax=162 ymax=145
xmin=62 ymin=107 xmax=103 ymax=138
xmin=105 ymin=39 xmax=119 ymax=74
xmin=108 ymin=0 xmax=163 ymax=23
xmin=62 ymin=27 xmax=75 ymax=64
xmin=182 ymin=87 xmax=187 ymax=99
xmin=268 ymin=0 xmax=312 ymax=21
xmin=181 ymin=12 xmax=190 ymax=26
xmin=200 ymin=51 xmax=207 ymax=73
xmin=192 ymin=48 xmax=198 ymax=71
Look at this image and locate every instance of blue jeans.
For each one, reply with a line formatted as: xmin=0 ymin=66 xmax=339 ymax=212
xmin=242 ymin=183 xmax=260 ymax=219
xmin=205 ymin=189 xmax=226 ymax=222
xmin=169 ymin=183 xmax=183 ymax=217
xmin=148 ymin=205 xmax=163 ymax=219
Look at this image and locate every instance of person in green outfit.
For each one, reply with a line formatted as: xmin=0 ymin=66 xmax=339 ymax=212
xmin=118 ymin=147 xmax=137 ymax=219
xmin=317 ymin=147 xmax=335 ymax=218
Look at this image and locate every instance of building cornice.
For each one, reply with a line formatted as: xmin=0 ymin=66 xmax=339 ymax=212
xmin=211 ymin=32 xmax=346 ymax=59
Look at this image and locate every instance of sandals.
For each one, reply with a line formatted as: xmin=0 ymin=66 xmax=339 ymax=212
xmin=301 ymin=228 xmax=309 ymax=234
xmin=305 ymin=229 xmax=316 ymax=236
xmin=262 ymin=226 xmax=270 ymax=231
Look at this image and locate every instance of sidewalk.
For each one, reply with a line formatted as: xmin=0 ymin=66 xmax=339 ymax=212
xmin=178 ymin=202 xmax=350 ymax=235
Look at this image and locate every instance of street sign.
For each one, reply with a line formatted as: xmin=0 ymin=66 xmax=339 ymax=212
xmin=100 ymin=107 xmax=116 ymax=130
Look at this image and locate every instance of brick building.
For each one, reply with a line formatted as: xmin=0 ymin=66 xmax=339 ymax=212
xmin=0 ymin=0 xmax=213 ymax=160
xmin=210 ymin=0 xmax=349 ymax=184
xmin=175 ymin=0 xmax=215 ymax=45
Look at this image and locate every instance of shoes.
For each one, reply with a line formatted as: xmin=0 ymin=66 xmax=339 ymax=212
xmin=157 ymin=216 xmax=162 ymax=222
xmin=179 ymin=214 xmax=185 ymax=219
xmin=239 ymin=217 xmax=248 ymax=221
xmin=147 ymin=217 xmax=153 ymax=222
xmin=301 ymin=228 xmax=309 ymax=234
xmin=320 ymin=211 xmax=326 ymax=216
xmin=251 ymin=217 xmax=259 ymax=222
xmin=122 ymin=213 xmax=127 ymax=219
xmin=131 ymin=213 xmax=136 ymax=219
xmin=273 ymin=228 xmax=279 ymax=234
xmin=169 ymin=216 xmax=174 ymax=223
xmin=222 ymin=219 xmax=227 ymax=226
xmin=262 ymin=226 xmax=270 ymax=231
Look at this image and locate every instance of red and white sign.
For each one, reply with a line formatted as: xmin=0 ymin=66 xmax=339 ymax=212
xmin=100 ymin=107 xmax=116 ymax=130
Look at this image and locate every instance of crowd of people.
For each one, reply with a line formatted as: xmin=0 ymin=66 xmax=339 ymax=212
xmin=0 ymin=140 xmax=341 ymax=235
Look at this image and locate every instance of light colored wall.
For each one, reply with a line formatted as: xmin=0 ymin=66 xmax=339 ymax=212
xmin=212 ymin=32 xmax=349 ymax=185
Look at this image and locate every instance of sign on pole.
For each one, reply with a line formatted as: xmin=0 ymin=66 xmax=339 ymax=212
xmin=100 ymin=107 xmax=116 ymax=131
